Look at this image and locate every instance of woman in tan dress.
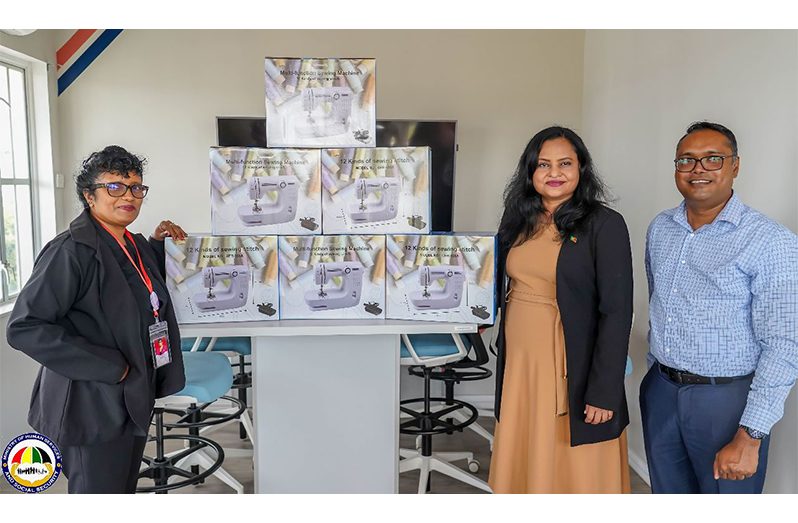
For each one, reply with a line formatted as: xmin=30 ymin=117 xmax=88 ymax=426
xmin=489 ymin=127 xmax=633 ymax=493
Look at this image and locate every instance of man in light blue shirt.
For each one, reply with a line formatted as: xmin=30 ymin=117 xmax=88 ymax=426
xmin=641 ymin=121 xmax=798 ymax=494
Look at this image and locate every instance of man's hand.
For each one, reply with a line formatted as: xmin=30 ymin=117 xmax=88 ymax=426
xmin=713 ymin=428 xmax=761 ymax=481
xmin=584 ymin=404 xmax=614 ymax=424
xmin=153 ymin=220 xmax=187 ymax=241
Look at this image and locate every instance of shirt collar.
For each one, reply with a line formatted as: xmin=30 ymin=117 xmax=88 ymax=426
xmin=673 ymin=192 xmax=744 ymax=231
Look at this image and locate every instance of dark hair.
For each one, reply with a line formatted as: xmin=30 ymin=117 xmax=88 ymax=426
xmin=76 ymin=145 xmax=145 ymax=209
xmin=677 ymin=121 xmax=738 ymax=156
xmin=498 ymin=126 xmax=608 ymax=250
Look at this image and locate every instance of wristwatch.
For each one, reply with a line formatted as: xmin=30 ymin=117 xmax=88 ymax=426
xmin=740 ymin=425 xmax=767 ymax=440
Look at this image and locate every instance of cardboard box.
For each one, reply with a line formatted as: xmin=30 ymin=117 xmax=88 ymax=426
xmin=385 ymin=234 xmax=496 ymax=324
xmin=279 ymin=235 xmax=386 ymax=320
xmin=165 ymin=235 xmax=280 ymax=323
xmin=210 ymin=147 xmax=322 ymax=235
xmin=321 ymin=147 xmax=431 ymax=234
xmin=265 ymin=57 xmax=376 ymax=148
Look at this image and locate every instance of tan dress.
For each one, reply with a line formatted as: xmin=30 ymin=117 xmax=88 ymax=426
xmin=488 ymin=223 xmax=631 ymax=494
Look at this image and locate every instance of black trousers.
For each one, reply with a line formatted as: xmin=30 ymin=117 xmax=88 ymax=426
xmin=61 ymin=429 xmax=148 ymax=494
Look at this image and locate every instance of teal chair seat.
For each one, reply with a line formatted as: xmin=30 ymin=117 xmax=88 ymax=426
xmin=177 ymin=352 xmax=234 ymax=403
xmin=181 ymin=337 xmax=252 ymax=356
xmin=400 ymin=334 xmax=464 ymax=359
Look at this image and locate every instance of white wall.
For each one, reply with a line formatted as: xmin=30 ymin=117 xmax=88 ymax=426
xmin=581 ymin=29 xmax=798 ymax=492
xmin=0 ymin=29 xmax=61 ymax=448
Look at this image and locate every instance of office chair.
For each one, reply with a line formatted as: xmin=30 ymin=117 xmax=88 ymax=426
xmin=399 ymin=333 xmax=492 ymax=494
xmin=137 ymin=351 xmax=247 ymax=493
xmin=183 ymin=337 xmax=253 ymax=440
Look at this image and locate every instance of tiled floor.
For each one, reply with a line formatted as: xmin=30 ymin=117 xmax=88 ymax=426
xmin=1 ymin=414 xmax=649 ymax=494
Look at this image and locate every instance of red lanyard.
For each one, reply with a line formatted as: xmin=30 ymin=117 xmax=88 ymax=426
xmin=96 ymin=220 xmax=159 ymax=320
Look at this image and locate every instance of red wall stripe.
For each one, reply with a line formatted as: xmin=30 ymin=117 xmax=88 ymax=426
xmin=56 ymin=29 xmax=97 ymax=70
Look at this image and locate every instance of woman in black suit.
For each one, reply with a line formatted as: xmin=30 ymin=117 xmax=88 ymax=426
xmin=488 ymin=127 xmax=633 ymax=493
xmin=7 ymin=145 xmax=187 ymax=493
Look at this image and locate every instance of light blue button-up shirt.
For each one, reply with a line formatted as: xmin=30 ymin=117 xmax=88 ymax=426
xmin=645 ymin=193 xmax=798 ymax=433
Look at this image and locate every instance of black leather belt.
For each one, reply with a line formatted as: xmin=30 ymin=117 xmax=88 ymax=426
xmin=657 ymin=363 xmax=752 ymax=385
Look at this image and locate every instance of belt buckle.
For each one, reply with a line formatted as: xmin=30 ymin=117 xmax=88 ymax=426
xmin=665 ymin=366 xmax=683 ymax=384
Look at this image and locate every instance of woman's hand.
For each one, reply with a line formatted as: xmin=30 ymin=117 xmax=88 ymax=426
xmin=153 ymin=220 xmax=187 ymax=241
xmin=584 ymin=404 xmax=614 ymax=425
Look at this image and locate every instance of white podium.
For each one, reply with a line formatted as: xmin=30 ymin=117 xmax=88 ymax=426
xmin=179 ymin=319 xmax=477 ymax=493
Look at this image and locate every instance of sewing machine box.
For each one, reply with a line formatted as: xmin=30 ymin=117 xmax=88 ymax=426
xmin=320 ymin=147 xmax=431 ymax=235
xmin=385 ymin=234 xmax=497 ymax=324
xmin=265 ymin=57 xmax=376 ymax=148
xmin=164 ymin=235 xmax=280 ymax=324
xmin=278 ymin=235 xmax=386 ymax=320
xmin=209 ymin=147 xmax=322 ymax=236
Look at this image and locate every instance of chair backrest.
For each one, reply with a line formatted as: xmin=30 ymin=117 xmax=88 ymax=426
xmin=183 ymin=337 xmax=219 ymax=352
xmin=450 ymin=332 xmax=490 ymax=369
xmin=400 ymin=333 xmax=468 ymax=368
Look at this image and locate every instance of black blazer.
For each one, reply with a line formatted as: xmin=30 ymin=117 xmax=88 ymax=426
xmin=6 ymin=210 xmax=185 ymax=447
xmin=493 ymin=205 xmax=633 ymax=446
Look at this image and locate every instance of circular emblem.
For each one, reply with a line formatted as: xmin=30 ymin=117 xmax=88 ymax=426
xmin=2 ymin=433 xmax=62 ymax=493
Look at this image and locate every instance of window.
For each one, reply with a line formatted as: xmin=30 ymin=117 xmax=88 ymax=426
xmin=0 ymin=59 xmax=36 ymax=302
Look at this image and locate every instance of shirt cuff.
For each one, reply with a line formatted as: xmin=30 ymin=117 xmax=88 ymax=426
xmin=739 ymin=406 xmax=774 ymax=435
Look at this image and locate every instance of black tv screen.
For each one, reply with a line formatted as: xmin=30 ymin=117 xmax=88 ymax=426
xmin=216 ymin=117 xmax=457 ymax=232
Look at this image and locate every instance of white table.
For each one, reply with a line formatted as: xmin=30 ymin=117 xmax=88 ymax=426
xmin=179 ymin=319 xmax=477 ymax=493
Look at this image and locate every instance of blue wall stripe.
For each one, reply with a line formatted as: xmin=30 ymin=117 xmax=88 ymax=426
xmin=57 ymin=29 xmax=123 ymax=95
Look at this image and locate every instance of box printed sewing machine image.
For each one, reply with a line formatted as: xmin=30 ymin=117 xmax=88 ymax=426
xmin=264 ymin=57 xmax=376 ymax=148
xmin=165 ymin=235 xmax=280 ymax=324
xmin=320 ymin=147 xmax=431 ymax=235
xmin=209 ymin=147 xmax=322 ymax=236
xmin=385 ymin=234 xmax=497 ymax=324
xmin=278 ymin=235 xmax=386 ymax=320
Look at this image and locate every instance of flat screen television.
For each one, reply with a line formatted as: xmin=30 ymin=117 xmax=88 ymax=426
xmin=216 ymin=117 xmax=457 ymax=232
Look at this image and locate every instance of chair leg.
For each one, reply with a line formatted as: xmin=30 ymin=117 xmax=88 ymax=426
xmin=240 ymin=409 xmax=255 ymax=444
xmin=434 ymin=451 xmax=473 ymax=464
xmin=417 ymin=458 xmax=431 ymax=495
xmin=174 ymin=452 xmax=199 ymax=469
xmin=399 ymin=448 xmax=417 ymax=460
xmin=429 ymin=457 xmax=492 ymax=493
xmin=193 ymin=449 xmax=244 ymax=494
xmin=220 ymin=448 xmax=253 ymax=459
xmin=399 ymin=455 xmax=422 ymax=474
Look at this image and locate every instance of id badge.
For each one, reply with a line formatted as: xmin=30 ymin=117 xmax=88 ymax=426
xmin=148 ymin=320 xmax=172 ymax=369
